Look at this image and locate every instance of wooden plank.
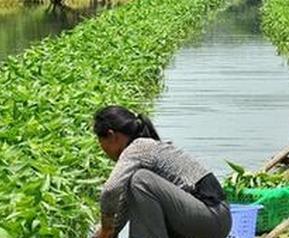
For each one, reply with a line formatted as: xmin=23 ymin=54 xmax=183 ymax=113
xmin=262 ymin=145 xmax=289 ymax=172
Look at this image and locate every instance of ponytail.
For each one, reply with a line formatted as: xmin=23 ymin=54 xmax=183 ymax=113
xmin=135 ymin=114 xmax=160 ymax=140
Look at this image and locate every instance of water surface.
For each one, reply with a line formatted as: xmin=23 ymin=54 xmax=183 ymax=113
xmin=0 ymin=0 xmax=103 ymax=61
xmin=153 ymin=5 xmax=289 ymax=177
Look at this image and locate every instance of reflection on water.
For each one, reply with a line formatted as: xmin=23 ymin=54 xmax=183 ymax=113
xmin=153 ymin=5 xmax=289 ymax=177
xmin=0 ymin=0 xmax=107 ymax=61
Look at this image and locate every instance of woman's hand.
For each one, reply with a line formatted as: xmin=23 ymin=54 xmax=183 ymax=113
xmin=91 ymin=214 xmax=115 ymax=238
xmin=97 ymin=227 xmax=115 ymax=238
xmin=94 ymin=213 xmax=115 ymax=238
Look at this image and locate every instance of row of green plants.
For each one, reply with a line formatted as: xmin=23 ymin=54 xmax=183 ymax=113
xmin=262 ymin=0 xmax=289 ymax=57
xmin=0 ymin=0 xmax=226 ymax=236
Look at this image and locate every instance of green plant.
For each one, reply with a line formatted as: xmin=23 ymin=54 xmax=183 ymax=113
xmin=223 ymin=161 xmax=289 ymax=193
xmin=262 ymin=0 xmax=289 ymax=57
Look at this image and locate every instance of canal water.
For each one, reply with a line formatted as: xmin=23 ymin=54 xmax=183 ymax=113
xmin=153 ymin=5 xmax=289 ymax=178
xmin=0 ymin=0 xmax=104 ymax=62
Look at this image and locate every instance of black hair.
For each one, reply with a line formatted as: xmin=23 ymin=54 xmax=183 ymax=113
xmin=93 ymin=105 xmax=160 ymax=141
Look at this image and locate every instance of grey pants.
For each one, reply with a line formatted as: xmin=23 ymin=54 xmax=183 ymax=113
xmin=127 ymin=169 xmax=232 ymax=238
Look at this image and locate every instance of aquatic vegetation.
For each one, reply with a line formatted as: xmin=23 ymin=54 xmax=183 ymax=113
xmin=223 ymin=161 xmax=289 ymax=193
xmin=0 ymin=0 xmax=225 ymax=236
xmin=262 ymin=0 xmax=289 ymax=57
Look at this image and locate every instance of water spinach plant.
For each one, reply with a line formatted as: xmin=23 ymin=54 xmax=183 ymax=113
xmin=223 ymin=161 xmax=289 ymax=194
xmin=0 ymin=0 xmax=226 ymax=236
xmin=262 ymin=0 xmax=289 ymax=57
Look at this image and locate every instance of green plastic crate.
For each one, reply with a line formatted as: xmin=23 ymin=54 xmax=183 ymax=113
xmin=224 ymin=186 xmax=289 ymax=233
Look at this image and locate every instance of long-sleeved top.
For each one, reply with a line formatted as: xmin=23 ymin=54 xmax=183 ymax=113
xmin=100 ymin=137 xmax=225 ymax=234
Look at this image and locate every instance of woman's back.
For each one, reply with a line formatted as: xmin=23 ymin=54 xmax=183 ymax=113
xmin=120 ymin=137 xmax=210 ymax=193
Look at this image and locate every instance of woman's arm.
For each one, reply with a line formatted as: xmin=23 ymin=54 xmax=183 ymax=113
xmin=100 ymin=139 xmax=156 ymax=236
xmin=100 ymin=154 xmax=141 ymax=215
xmin=100 ymin=153 xmax=142 ymax=237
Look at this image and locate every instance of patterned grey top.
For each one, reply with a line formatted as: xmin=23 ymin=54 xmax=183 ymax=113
xmin=100 ymin=137 xmax=210 ymax=233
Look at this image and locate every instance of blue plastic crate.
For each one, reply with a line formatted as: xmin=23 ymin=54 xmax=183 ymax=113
xmin=227 ymin=204 xmax=263 ymax=238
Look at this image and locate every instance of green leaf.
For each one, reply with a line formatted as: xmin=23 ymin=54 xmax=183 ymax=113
xmin=226 ymin=160 xmax=245 ymax=175
xmin=76 ymin=177 xmax=102 ymax=185
xmin=0 ymin=227 xmax=12 ymax=238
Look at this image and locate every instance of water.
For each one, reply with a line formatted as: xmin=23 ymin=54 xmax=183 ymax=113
xmin=0 ymin=0 xmax=104 ymax=62
xmin=153 ymin=5 xmax=289 ymax=178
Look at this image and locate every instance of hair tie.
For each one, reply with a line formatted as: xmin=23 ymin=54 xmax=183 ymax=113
xmin=136 ymin=114 xmax=143 ymax=126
